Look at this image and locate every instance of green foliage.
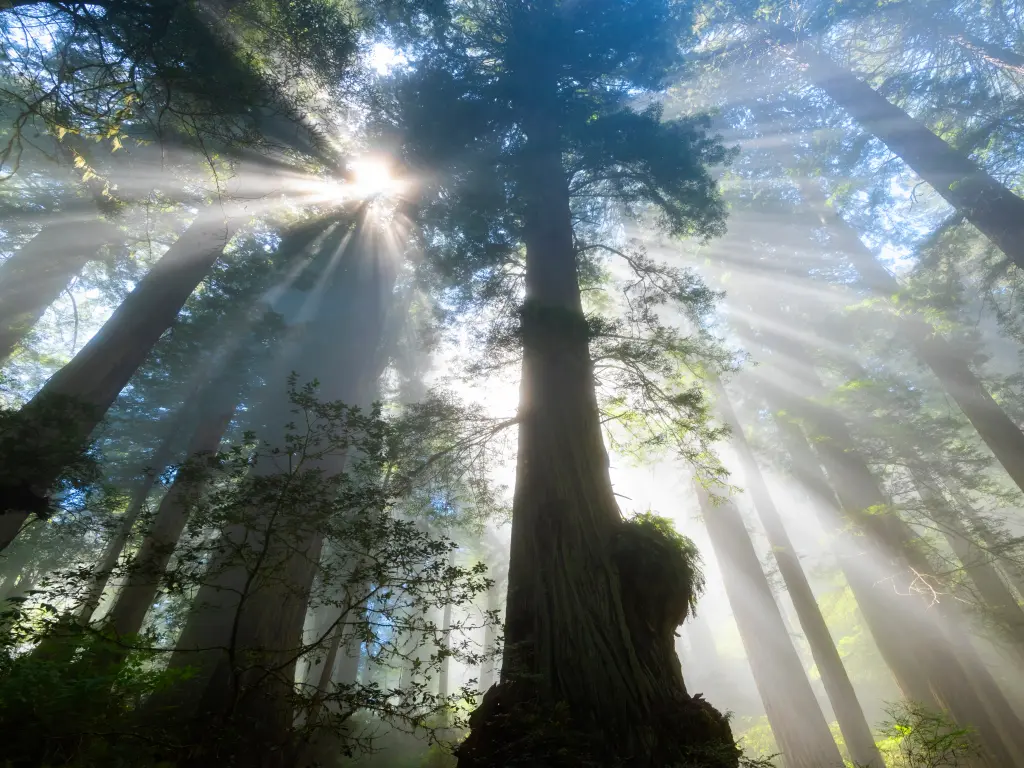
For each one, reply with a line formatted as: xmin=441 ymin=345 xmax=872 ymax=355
xmin=875 ymin=702 xmax=981 ymax=768
xmin=0 ymin=381 xmax=501 ymax=766
xmin=0 ymin=606 xmax=192 ymax=767
xmin=621 ymin=511 xmax=706 ymax=621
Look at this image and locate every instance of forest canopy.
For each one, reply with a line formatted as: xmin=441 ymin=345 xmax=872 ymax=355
xmin=0 ymin=0 xmax=1023 ymax=767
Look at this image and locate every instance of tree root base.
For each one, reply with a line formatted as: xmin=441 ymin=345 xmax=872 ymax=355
xmin=457 ymin=682 xmax=740 ymax=768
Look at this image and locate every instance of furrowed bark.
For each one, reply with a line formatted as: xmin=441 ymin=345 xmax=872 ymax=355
xmin=696 ymin=480 xmax=845 ymax=768
xmin=457 ymin=106 xmax=737 ymax=768
xmin=0 ymin=219 xmax=120 ymax=363
xmin=0 ymin=212 xmax=237 ymax=549
xmin=712 ymin=377 xmax=883 ymax=768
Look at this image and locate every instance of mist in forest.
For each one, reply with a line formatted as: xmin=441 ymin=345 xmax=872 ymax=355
xmin=0 ymin=1 xmax=1023 ymax=767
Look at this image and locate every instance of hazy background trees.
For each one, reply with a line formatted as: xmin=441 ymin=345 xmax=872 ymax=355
xmin=2 ymin=0 xmax=1024 ymax=767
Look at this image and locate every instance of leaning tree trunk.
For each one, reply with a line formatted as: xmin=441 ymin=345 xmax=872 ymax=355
xmin=695 ymin=481 xmax=845 ymax=768
xmin=456 ymin=109 xmax=737 ymax=768
xmin=0 ymin=219 xmax=120 ymax=363
xmin=767 ymin=409 xmax=937 ymax=703
xmin=745 ymin=325 xmax=1024 ymax=766
xmin=767 ymin=27 xmax=1024 ymax=272
xmin=73 ymin=426 xmax=181 ymax=626
xmin=0 ymin=212 xmax=237 ymax=550
xmin=797 ymin=180 xmax=1024 ymax=498
xmin=102 ymin=388 xmax=239 ymax=640
xmin=153 ymin=215 xmax=399 ymax=765
xmin=953 ymin=491 xmax=1024 ymax=598
xmin=910 ymin=471 xmax=1024 ymax=656
xmin=712 ymin=377 xmax=883 ymax=768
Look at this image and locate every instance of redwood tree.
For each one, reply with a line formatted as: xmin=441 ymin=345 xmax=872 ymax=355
xmin=383 ymin=0 xmax=739 ymax=763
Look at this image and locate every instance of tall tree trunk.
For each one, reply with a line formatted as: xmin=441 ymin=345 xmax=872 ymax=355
xmin=103 ymin=390 xmax=239 ymax=639
xmin=746 ymin=331 xmax=1024 ymax=766
xmin=73 ymin=432 xmax=178 ymax=626
xmin=712 ymin=377 xmax=883 ymax=768
xmin=477 ymin=582 xmax=501 ymax=695
xmin=0 ymin=212 xmax=237 ymax=549
xmin=458 ymin=109 xmax=737 ymax=768
xmin=798 ymin=183 xmax=1024 ymax=497
xmin=769 ymin=28 xmax=1024 ymax=271
xmin=910 ymin=471 xmax=1024 ymax=656
xmin=154 ymin=215 xmax=399 ymax=764
xmin=696 ymin=481 xmax=845 ymax=768
xmin=439 ymin=600 xmax=454 ymax=725
xmin=768 ymin=409 xmax=936 ymax=703
xmin=0 ymin=219 xmax=119 ymax=363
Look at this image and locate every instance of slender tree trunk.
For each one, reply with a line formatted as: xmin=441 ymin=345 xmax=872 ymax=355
xmin=477 ymin=582 xmax=501 ymax=695
xmin=103 ymin=391 xmax=238 ymax=639
xmin=951 ymin=29 xmax=1024 ymax=74
xmin=712 ymin=377 xmax=883 ymax=768
xmin=798 ymin=185 xmax=1024 ymax=498
xmin=770 ymin=28 xmax=1024 ymax=271
xmin=696 ymin=481 xmax=844 ymax=768
xmin=954 ymin=492 xmax=1024 ymax=598
xmin=768 ymin=410 xmax=936 ymax=702
xmin=439 ymin=600 xmax=453 ymax=725
xmin=0 ymin=212 xmax=237 ymax=549
xmin=685 ymin=610 xmax=721 ymax=668
xmin=458 ymin=109 xmax=737 ymax=768
xmin=911 ymin=472 xmax=1024 ymax=656
xmin=747 ymin=333 xmax=1024 ymax=766
xmin=0 ymin=219 xmax=119 ymax=363
xmin=73 ymin=437 xmax=176 ymax=626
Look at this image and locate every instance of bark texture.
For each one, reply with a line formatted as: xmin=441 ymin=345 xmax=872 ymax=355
xmin=0 ymin=213 xmax=236 ymax=549
xmin=457 ymin=112 xmax=737 ymax=768
xmin=712 ymin=377 xmax=883 ymax=768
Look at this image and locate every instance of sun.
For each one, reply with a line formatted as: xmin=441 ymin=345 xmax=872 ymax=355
xmin=348 ymin=157 xmax=402 ymax=199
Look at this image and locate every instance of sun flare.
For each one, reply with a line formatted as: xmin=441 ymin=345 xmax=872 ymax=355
xmin=348 ymin=157 xmax=402 ymax=199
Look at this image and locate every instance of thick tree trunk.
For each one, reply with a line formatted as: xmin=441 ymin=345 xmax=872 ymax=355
xmin=696 ymin=481 xmax=844 ymax=768
xmin=799 ymin=187 xmax=1024 ymax=498
xmin=0 ymin=213 xmax=237 ymax=549
xmin=457 ymin=110 xmax=737 ymax=768
xmin=771 ymin=30 xmax=1024 ymax=272
xmin=712 ymin=377 xmax=883 ymax=768
xmin=0 ymin=219 xmax=119 ymax=363
xmin=154 ymin=216 xmax=398 ymax=764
